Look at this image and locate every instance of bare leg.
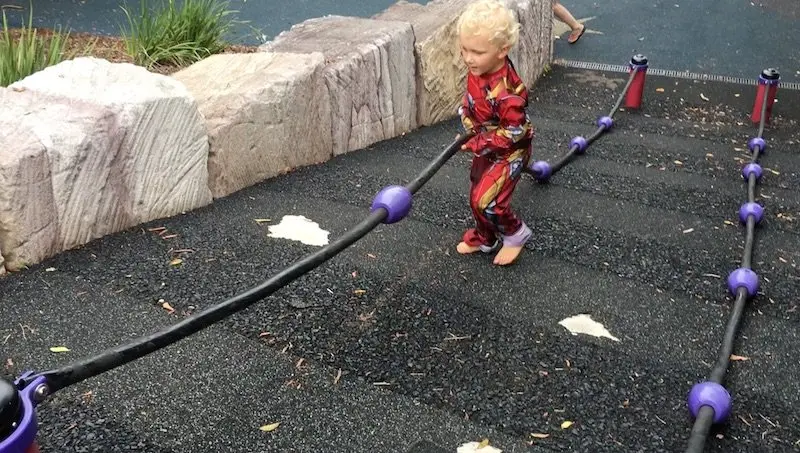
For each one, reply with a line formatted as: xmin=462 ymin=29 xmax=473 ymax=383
xmin=552 ymin=2 xmax=581 ymax=30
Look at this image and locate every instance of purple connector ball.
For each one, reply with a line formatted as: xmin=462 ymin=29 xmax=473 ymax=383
xmin=571 ymin=136 xmax=588 ymax=155
xmin=741 ymin=163 xmax=763 ymax=182
xmin=597 ymin=116 xmax=614 ymax=130
xmin=687 ymin=381 xmax=732 ymax=424
xmin=748 ymin=137 xmax=767 ymax=154
xmin=738 ymin=202 xmax=765 ymax=225
xmin=370 ymin=185 xmax=412 ymax=224
xmin=727 ymin=267 xmax=759 ymax=299
xmin=529 ymin=160 xmax=552 ymax=182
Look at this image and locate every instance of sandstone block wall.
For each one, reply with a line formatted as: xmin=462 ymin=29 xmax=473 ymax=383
xmin=261 ymin=16 xmax=417 ymax=156
xmin=172 ymin=52 xmax=333 ymax=199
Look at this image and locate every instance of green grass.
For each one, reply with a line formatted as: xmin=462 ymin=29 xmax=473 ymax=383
xmin=120 ymin=0 xmax=238 ymax=69
xmin=0 ymin=5 xmax=70 ymax=87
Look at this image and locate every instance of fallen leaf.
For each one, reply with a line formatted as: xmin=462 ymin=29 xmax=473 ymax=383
xmin=259 ymin=422 xmax=280 ymax=432
xmin=49 ymin=346 xmax=70 ymax=353
xmin=561 ymin=420 xmax=574 ymax=429
xmin=169 ymin=258 xmax=183 ymax=266
xmin=530 ymin=433 xmax=550 ymax=439
xmin=367 ymin=253 xmax=377 ymax=259
xmin=655 ymin=87 xmax=665 ymax=93
xmin=730 ymin=354 xmax=750 ymax=361
xmin=477 ymin=438 xmax=490 ymax=448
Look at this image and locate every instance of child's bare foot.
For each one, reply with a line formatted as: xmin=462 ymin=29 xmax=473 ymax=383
xmin=457 ymin=241 xmax=482 ymax=254
xmin=493 ymin=244 xmax=524 ymax=265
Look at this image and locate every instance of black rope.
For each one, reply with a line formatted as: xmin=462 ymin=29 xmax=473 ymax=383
xmin=548 ymin=69 xmax=637 ymax=176
xmin=17 ymin=135 xmax=470 ymax=394
xmin=683 ymin=79 xmax=771 ymax=453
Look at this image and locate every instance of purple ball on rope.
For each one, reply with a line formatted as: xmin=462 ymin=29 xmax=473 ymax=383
xmin=687 ymin=381 xmax=732 ymax=424
xmin=571 ymin=136 xmax=588 ymax=155
xmin=370 ymin=185 xmax=412 ymax=224
xmin=597 ymin=116 xmax=614 ymax=130
xmin=738 ymin=202 xmax=764 ymax=225
xmin=741 ymin=163 xmax=763 ymax=182
xmin=726 ymin=267 xmax=759 ymax=299
xmin=528 ymin=160 xmax=552 ymax=182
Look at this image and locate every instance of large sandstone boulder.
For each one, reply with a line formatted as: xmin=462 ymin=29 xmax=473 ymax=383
xmin=172 ymin=52 xmax=333 ymax=199
xmin=261 ymin=16 xmax=416 ymax=156
xmin=373 ymin=0 xmax=552 ymax=126
xmin=10 ymin=57 xmax=213 ymax=223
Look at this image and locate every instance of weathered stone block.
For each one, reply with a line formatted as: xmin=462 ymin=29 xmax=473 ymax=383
xmin=506 ymin=0 xmax=553 ymax=89
xmin=374 ymin=0 xmax=553 ymax=126
xmin=0 ymin=90 xmax=59 ymax=272
xmin=172 ymin=52 xmax=333 ymax=199
xmin=10 ymin=57 xmax=213 ymax=223
xmin=261 ymin=16 xmax=416 ymax=155
xmin=373 ymin=0 xmax=471 ymax=127
xmin=0 ymin=86 xmax=134 ymax=272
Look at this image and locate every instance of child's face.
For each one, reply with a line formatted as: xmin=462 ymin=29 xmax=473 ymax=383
xmin=459 ymin=32 xmax=509 ymax=76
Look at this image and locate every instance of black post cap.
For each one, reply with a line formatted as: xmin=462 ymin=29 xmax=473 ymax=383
xmin=0 ymin=377 xmax=21 ymax=439
xmin=761 ymin=68 xmax=780 ymax=80
xmin=631 ymin=54 xmax=648 ymax=66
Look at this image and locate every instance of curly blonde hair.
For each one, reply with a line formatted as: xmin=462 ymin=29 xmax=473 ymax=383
xmin=457 ymin=0 xmax=520 ymax=48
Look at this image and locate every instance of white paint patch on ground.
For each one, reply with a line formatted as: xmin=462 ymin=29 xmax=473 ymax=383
xmin=558 ymin=314 xmax=620 ymax=342
xmin=457 ymin=442 xmax=502 ymax=453
xmin=267 ymin=215 xmax=330 ymax=246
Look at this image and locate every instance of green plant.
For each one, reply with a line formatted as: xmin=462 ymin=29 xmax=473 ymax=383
xmin=120 ymin=0 xmax=238 ymax=69
xmin=0 ymin=5 xmax=69 ymax=87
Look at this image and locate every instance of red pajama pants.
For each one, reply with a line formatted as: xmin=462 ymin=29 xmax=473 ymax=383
xmin=462 ymin=146 xmax=531 ymax=249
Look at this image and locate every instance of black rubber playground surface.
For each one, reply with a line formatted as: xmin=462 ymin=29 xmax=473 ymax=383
xmin=2 ymin=66 xmax=799 ymax=452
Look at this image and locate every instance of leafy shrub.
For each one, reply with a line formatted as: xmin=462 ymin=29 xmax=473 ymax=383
xmin=0 ymin=5 xmax=69 ymax=87
xmin=120 ymin=0 xmax=237 ymax=68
